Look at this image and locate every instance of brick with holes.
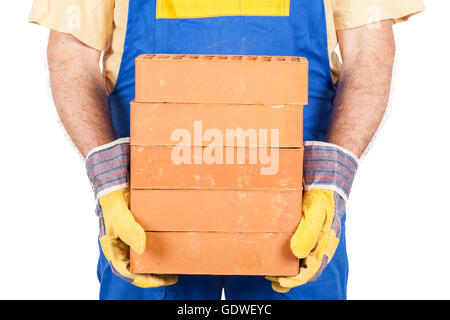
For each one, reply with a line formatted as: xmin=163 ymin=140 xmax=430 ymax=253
xmin=135 ymin=54 xmax=308 ymax=105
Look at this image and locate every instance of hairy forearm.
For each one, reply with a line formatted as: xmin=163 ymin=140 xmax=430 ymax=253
xmin=47 ymin=31 xmax=115 ymax=158
xmin=327 ymin=21 xmax=395 ymax=157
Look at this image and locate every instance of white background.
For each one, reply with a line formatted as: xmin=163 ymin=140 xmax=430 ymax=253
xmin=0 ymin=0 xmax=448 ymax=300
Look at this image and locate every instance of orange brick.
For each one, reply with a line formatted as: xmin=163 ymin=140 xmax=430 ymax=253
xmin=130 ymin=146 xmax=303 ymax=190
xmin=135 ymin=54 xmax=308 ymax=105
xmin=131 ymin=189 xmax=302 ymax=233
xmin=130 ymin=101 xmax=303 ymax=147
xmin=130 ymin=232 xmax=299 ymax=276
xmin=130 ymin=54 xmax=307 ymax=276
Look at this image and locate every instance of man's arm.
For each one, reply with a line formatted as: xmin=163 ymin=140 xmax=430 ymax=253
xmin=47 ymin=30 xmax=176 ymax=287
xmin=327 ymin=20 xmax=395 ymax=157
xmin=268 ymin=20 xmax=396 ymax=292
xmin=47 ymin=31 xmax=115 ymax=158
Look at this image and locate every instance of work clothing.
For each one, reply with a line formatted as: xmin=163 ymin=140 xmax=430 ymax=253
xmin=86 ymin=138 xmax=177 ymax=288
xmin=93 ymin=0 xmax=344 ymax=299
xmin=29 ymin=0 xmax=425 ymax=93
xmin=29 ymin=0 xmax=424 ymax=300
xmin=268 ymin=141 xmax=359 ymax=292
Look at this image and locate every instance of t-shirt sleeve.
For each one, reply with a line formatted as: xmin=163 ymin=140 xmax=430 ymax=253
xmin=332 ymin=0 xmax=425 ymax=30
xmin=29 ymin=0 xmax=114 ymax=51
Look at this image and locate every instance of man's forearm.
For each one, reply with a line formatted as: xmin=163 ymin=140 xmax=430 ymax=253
xmin=327 ymin=21 xmax=395 ymax=157
xmin=47 ymin=31 xmax=115 ymax=158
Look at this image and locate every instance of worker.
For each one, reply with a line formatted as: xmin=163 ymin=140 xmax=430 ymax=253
xmin=29 ymin=0 xmax=424 ymax=300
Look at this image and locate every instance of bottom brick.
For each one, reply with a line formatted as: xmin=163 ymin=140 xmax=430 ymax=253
xmin=130 ymin=232 xmax=299 ymax=276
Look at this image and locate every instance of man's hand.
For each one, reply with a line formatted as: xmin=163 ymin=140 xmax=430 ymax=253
xmin=99 ymin=188 xmax=177 ymax=288
xmin=86 ymin=138 xmax=177 ymax=288
xmin=267 ymin=142 xmax=358 ymax=292
xmin=268 ymin=20 xmax=395 ymax=292
xmin=48 ymin=31 xmax=177 ymax=288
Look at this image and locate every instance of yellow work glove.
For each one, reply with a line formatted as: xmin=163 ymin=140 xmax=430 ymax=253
xmin=267 ymin=141 xmax=359 ymax=293
xmin=87 ymin=138 xmax=178 ymax=288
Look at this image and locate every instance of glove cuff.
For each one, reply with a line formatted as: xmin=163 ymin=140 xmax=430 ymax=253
xmin=86 ymin=138 xmax=130 ymax=201
xmin=303 ymin=141 xmax=359 ymax=201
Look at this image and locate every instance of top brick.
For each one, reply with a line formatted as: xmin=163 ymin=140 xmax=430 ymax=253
xmin=135 ymin=54 xmax=308 ymax=105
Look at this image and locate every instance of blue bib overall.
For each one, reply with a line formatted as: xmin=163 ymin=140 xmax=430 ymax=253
xmin=97 ymin=0 xmax=348 ymax=300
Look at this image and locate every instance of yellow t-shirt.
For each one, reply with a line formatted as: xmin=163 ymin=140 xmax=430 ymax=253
xmin=29 ymin=0 xmax=425 ymax=93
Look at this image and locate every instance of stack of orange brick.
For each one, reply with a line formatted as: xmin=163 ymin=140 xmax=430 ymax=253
xmin=130 ymin=54 xmax=308 ymax=276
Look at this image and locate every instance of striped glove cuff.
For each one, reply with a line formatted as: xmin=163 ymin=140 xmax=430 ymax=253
xmin=303 ymin=141 xmax=359 ymax=201
xmin=85 ymin=138 xmax=130 ymax=201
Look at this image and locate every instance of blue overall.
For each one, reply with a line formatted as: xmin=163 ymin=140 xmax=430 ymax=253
xmin=98 ymin=0 xmax=348 ymax=300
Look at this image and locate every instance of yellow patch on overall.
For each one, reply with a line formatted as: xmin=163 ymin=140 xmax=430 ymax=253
xmin=156 ymin=0 xmax=290 ymax=19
